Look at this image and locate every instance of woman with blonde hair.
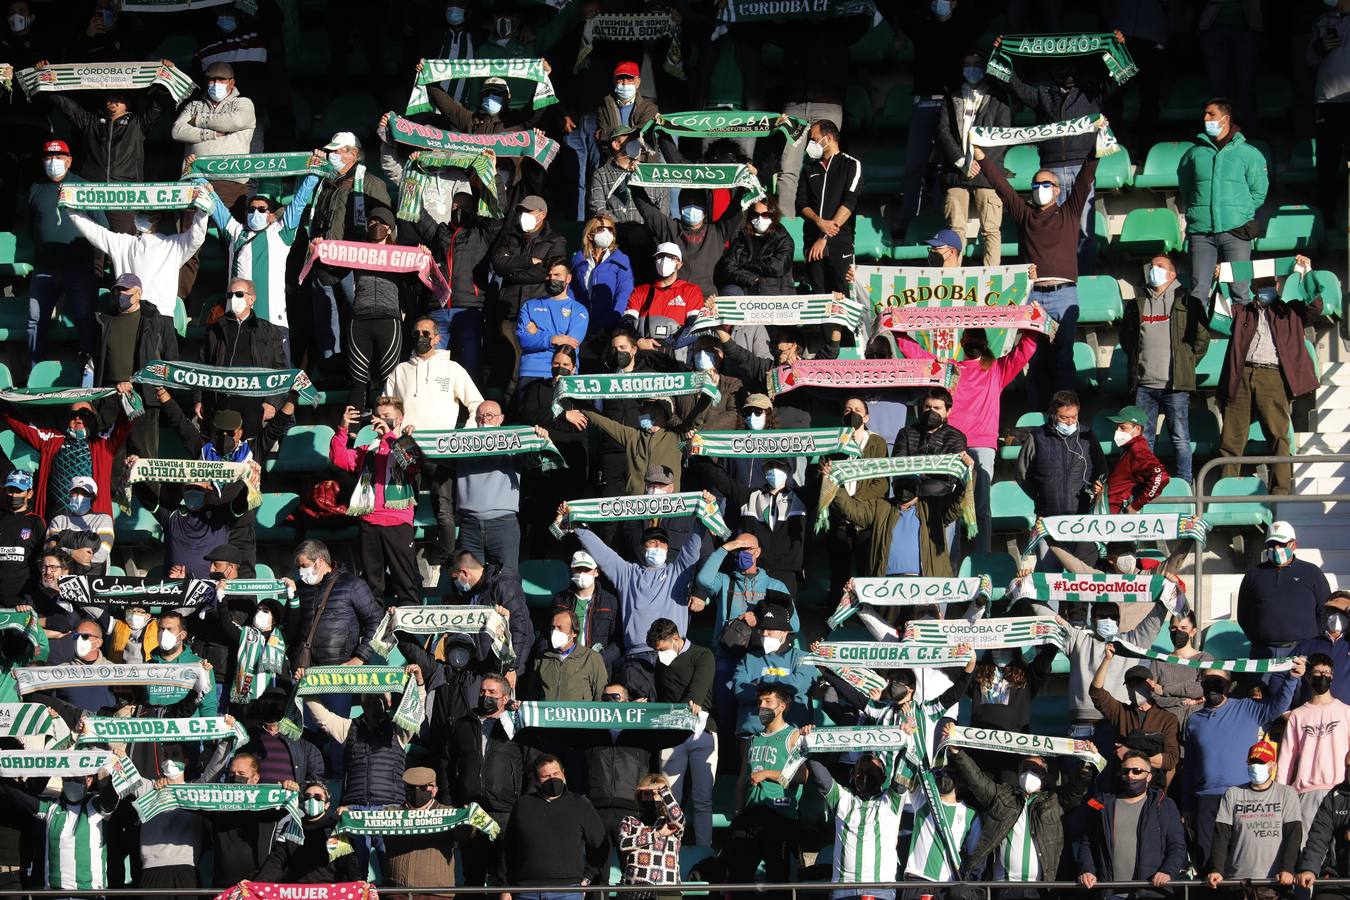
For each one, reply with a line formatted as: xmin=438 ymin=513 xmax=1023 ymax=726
xmin=571 ymin=214 xmax=635 ymax=334
xmin=617 ymin=772 xmax=685 ymax=900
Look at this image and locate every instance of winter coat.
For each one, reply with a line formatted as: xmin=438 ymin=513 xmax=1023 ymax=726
xmin=48 ymin=88 xmax=172 ymax=182
xmin=492 ymin=222 xmax=568 ymax=318
xmin=715 ymin=226 xmax=796 ymax=295
xmin=450 ymin=712 xmax=525 ymax=815
xmin=284 ymin=569 xmax=384 ymax=666
xmin=1074 ymin=787 xmax=1188 ymax=898
xmin=1178 ymin=130 xmax=1270 ymax=235
xmin=1119 ymin=281 xmax=1211 ymax=393
xmin=1016 ymin=423 xmax=1108 ymax=517
xmin=95 ymin=302 xmax=178 ymax=407
xmin=550 ymin=586 xmax=622 ymax=674
xmin=1221 ymin=293 xmax=1324 ymax=402
xmin=571 ymin=248 xmax=635 ymax=332
xmin=936 ymin=85 xmax=1012 ymax=190
xmin=457 ymin=563 xmax=534 ymax=674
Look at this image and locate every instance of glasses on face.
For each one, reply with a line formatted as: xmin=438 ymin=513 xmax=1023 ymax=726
xmin=1031 ymin=180 xmax=1058 ymax=189
xmin=415 ymin=330 xmax=435 ymax=338
xmin=1122 ymin=767 xmax=1150 ymax=776
xmin=302 ymin=792 xmax=326 ymax=802
xmin=41 ymin=564 xmax=66 ymax=572
xmin=476 ymin=413 xmax=502 ymax=424
xmin=226 ymin=290 xmax=250 ymax=299
xmin=248 ymin=205 xmax=269 ymax=214
xmin=77 ymin=632 xmax=101 ymax=641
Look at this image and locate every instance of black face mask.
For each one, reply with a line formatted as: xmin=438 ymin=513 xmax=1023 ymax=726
xmin=757 ymin=707 xmax=776 ymax=727
xmin=1310 ymin=674 xmax=1333 ymax=695
xmin=1202 ymin=678 xmax=1229 ymax=707
xmin=608 ymin=349 xmax=633 ymax=371
xmin=842 ymin=412 xmax=863 ymax=430
xmin=447 ymin=646 xmax=471 ymax=669
xmin=539 ymin=777 xmax=566 ymax=799
xmin=406 ymin=786 xmax=434 ymax=807
xmin=919 ymin=409 xmax=944 ymax=431
xmin=415 ymin=336 xmax=433 ymax=355
xmin=450 ymin=207 xmax=465 ymax=226
xmin=551 ymin=365 xmax=568 ymax=379
xmin=933 ymin=771 xmax=955 ymax=796
xmin=226 ymin=773 xmax=249 ymax=784
xmin=545 ymin=279 xmax=566 ymax=297
xmin=7 ymin=494 xmax=25 ymax=511
xmin=1168 ymin=629 xmax=1189 ymax=649
xmin=476 ymin=695 xmax=498 ymax=716
xmin=883 ymin=682 xmax=911 ymax=704
xmin=1119 ymin=776 xmax=1148 ymax=797
xmin=852 ymin=773 xmax=883 ymax=795
xmin=638 ymin=800 xmax=662 ymax=822
xmin=217 ymin=435 xmax=237 ymax=456
xmin=62 ymin=780 xmax=87 ymax=804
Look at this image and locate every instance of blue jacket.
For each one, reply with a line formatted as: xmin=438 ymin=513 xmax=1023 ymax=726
xmin=695 ymin=546 xmax=797 ymax=641
xmin=570 ymin=248 xmax=634 ymax=332
xmin=516 ymin=295 xmax=590 ymax=378
xmin=732 ymin=645 xmax=815 ymax=736
xmin=1074 ymin=786 xmax=1188 ymax=898
xmin=1181 ymin=674 xmax=1297 ymax=806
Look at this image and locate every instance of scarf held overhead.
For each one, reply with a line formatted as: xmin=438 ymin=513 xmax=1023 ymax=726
xmin=134 ymin=783 xmax=304 ymax=844
xmin=828 ymin=576 xmax=993 ymax=628
xmin=294 ymin=666 xmax=426 ymax=733
xmin=513 ymin=701 xmax=696 ymax=731
xmin=59 ymin=181 xmax=212 ymax=212
xmin=576 ymin=14 xmax=683 ymax=79
xmin=1112 ymin=638 xmax=1298 ymax=673
xmin=816 ymin=454 xmax=971 ymax=531
xmin=985 ymin=33 xmax=1138 ymax=86
xmin=684 ymin=428 xmax=861 ymax=460
xmin=902 ymin=615 xmax=1069 ymax=651
xmin=1017 ymin=572 xmax=1183 ymax=612
xmin=717 ymin=0 xmax=877 ymax=24
xmin=382 ymin=113 xmax=560 ymax=167
xmin=695 ymin=293 xmax=866 ymax=336
xmin=617 ymin=162 xmax=764 ymax=209
xmin=803 ymin=642 xmax=972 ymax=668
xmin=407 ymin=58 xmax=558 ymax=114
xmin=132 ymin=360 xmax=318 ymax=405
xmin=298 ymin=241 xmax=450 ymax=301
xmin=1211 ymin=257 xmax=1319 ymax=335
xmin=969 ymin=115 xmax=1120 ymax=161
xmin=877 ymin=301 xmax=1056 ymax=340
xmin=552 ymin=492 xmax=731 ymax=540
xmin=75 ymin=715 xmax=247 ymax=747
xmin=768 ymin=359 xmax=959 ymax=398
xmin=57 ymin=574 xmax=218 ymax=611
xmin=16 ymin=61 xmax=198 ymax=104
xmin=940 ymin=724 xmax=1108 ymax=770
xmin=186 ymin=152 xmax=339 ymax=180
xmin=126 ymin=457 xmax=261 ymax=510
xmin=1020 ymin=513 xmax=1210 ymax=557
xmin=649 ymin=110 xmax=809 ymax=142
xmin=328 ymin=806 xmax=500 ymax=861
xmin=551 ymin=371 xmax=721 ymax=417
xmin=368 ymin=605 xmax=515 ymax=663
xmin=15 ymin=663 xmax=210 ymax=696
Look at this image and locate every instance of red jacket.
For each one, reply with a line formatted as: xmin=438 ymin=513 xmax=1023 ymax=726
xmin=624 ymin=279 xmax=705 ymax=342
xmin=1107 ymin=434 xmax=1170 ymax=513
xmin=3 ymin=414 xmax=133 ymax=520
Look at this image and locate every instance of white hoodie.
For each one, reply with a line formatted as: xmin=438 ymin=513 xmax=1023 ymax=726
xmin=71 ymin=211 xmax=209 ymax=320
xmin=383 ymin=349 xmax=484 ymax=430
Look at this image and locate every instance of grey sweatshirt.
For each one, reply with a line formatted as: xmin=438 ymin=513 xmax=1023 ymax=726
xmin=576 ymin=524 xmax=703 ymax=653
xmin=455 ymin=457 xmax=521 ymax=519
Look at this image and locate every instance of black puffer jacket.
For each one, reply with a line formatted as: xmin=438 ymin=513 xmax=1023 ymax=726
xmin=492 ymin=222 xmax=568 ymax=318
xmin=285 ymin=570 xmax=384 ymax=666
xmin=254 ymin=811 xmax=363 ymax=883
xmin=716 ymin=226 xmax=795 ymax=295
xmin=1016 ymin=423 xmax=1108 ymax=518
xmin=1005 ymin=72 xmax=1115 ymax=168
xmin=341 ymin=715 xmax=407 ymax=807
xmin=450 ymin=712 xmax=525 ymax=816
xmin=1299 ymin=783 xmax=1350 ymax=877
xmin=444 ymin=215 xmax=501 ymax=310
xmin=48 ymin=88 xmax=171 ymax=182
xmin=582 ymin=730 xmax=686 ymax=812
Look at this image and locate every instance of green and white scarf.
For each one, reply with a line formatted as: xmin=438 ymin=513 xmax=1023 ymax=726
xmin=232 ymin=626 xmax=287 ymax=704
xmin=219 ymin=579 xmax=292 ymax=603
xmin=648 ymin=110 xmax=809 ymax=142
xmin=969 ymin=115 xmax=1120 ymax=161
xmin=616 ymin=162 xmax=764 ymax=209
xmin=717 ymin=0 xmax=876 ymax=25
xmin=59 ymin=181 xmax=212 ymax=213
xmin=577 ymin=14 xmax=683 ymax=79
xmin=1018 ymin=572 xmax=1180 ymax=610
xmin=802 ymin=663 xmax=889 ymax=695
xmin=903 ymin=615 xmax=1069 ymax=651
xmin=17 ymin=61 xmax=198 ymax=104
xmin=551 ymin=371 xmax=720 ymax=417
xmin=414 ymin=427 xmax=564 ymax=470
xmin=294 ymin=666 xmax=426 ymax=733
xmin=329 ymin=804 xmax=500 ymax=860
xmin=695 ymin=293 xmax=866 ymax=335
xmin=986 ymin=33 xmax=1138 ymax=86
xmin=803 ymin=642 xmax=972 ymax=668
xmin=134 ymin=783 xmax=304 ymax=843
xmin=0 ymin=611 xmax=48 ymax=660
xmin=347 ymin=438 xmax=414 ymax=516
xmin=126 ymin=457 xmax=261 ymax=510
xmin=513 ymin=701 xmax=696 ymax=731
xmin=768 ymin=358 xmax=959 ymax=398
xmin=551 ymin=492 xmax=731 ymax=540
xmin=828 ymin=576 xmax=993 ymax=629
xmin=0 ymin=703 xmax=61 ymax=739
xmin=817 ymin=454 xmax=970 ymax=531
xmin=185 ymin=152 xmax=338 ymax=181
xmin=684 ymin=427 xmax=860 ymax=460
xmin=1211 ymin=257 xmax=1319 ymax=335
xmin=0 ymin=751 xmax=143 ymax=797
xmin=384 ymin=113 xmax=561 ymax=166
xmin=75 ymin=715 xmax=247 ymax=747
xmin=398 ymin=153 xmax=498 ymax=222
xmin=778 ymin=725 xmax=913 ymax=785
xmin=1020 ymin=513 xmax=1210 ymax=558
xmin=407 ymin=58 xmax=558 ymax=114
xmin=132 ymin=361 xmax=318 ymax=405
xmin=940 ymin=725 xmax=1108 ymax=770
xmin=368 ymin=605 xmax=515 ymax=663
xmin=121 ymin=0 xmax=256 ymax=10
xmin=1112 ymin=638 xmax=1297 ymax=673
xmin=0 ymin=387 xmax=145 ymax=419
xmin=15 ymin=663 xmax=209 ymax=696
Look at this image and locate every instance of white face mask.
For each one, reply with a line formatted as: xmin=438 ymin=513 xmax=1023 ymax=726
xmin=298 ymin=565 xmax=321 ymax=585
xmin=657 ymin=647 xmax=677 ymax=666
xmin=1147 ymin=265 xmax=1170 ymax=288
xmin=253 ymin=610 xmax=273 ymax=631
xmin=550 ymin=629 xmax=571 ymax=650
xmin=1032 ymin=185 xmax=1055 ymax=206
xmin=158 ymin=630 xmax=179 ymax=652
xmin=1113 ymin=429 xmax=1134 ymax=448
xmin=207 ymin=82 xmax=229 ymax=102
xmin=161 ymin=759 xmax=184 ymax=779
xmin=44 ymin=158 xmax=67 ymax=180
xmin=693 ymin=350 xmax=716 ymax=371
xmin=765 ymin=468 xmax=788 ymax=491
xmin=129 ymin=613 xmax=149 ymax=633
xmin=229 ymin=295 xmax=249 ymax=317
xmin=745 ymin=412 xmax=766 ymax=431
xmin=761 ymin=635 xmax=783 ymax=655
xmin=68 ymin=494 xmax=91 ymax=516
xmin=805 ymin=139 xmax=824 ymax=160
xmin=751 ymin=216 xmax=772 ymax=234
xmin=655 ymin=257 xmax=677 ymax=278
xmin=519 ymin=212 xmax=538 ymax=232
xmin=1248 ymin=762 xmax=1271 ymax=785
xmin=1018 ymin=771 xmax=1042 ymax=794
xmin=247 ymin=210 xmax=269 ymax=231
xmin=571 ymin=572 xmax=594 ymax=590
xmin=327 ymin=151 xmax=346 ymax=170
xmin=75 ymin=636 xmax=93 ymax=657
xmin=1115 ymin=553 xmax=1138 ymax=575
xmin=592 ymin=228 xmax=614 ymax=249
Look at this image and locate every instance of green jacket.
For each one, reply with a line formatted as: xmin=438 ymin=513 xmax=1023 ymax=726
xmin=1118 ymin=281 xmax=1211 ymax=393
xmin=1178 ymin=130 xmax=1269 ymax=235
xmin=585 ymin=409 xmax=687 ymax=496
xmin=829 ymin=490 xmax=960 ymax=578
xmin=525 ymin=643 xmax=609 ymax=702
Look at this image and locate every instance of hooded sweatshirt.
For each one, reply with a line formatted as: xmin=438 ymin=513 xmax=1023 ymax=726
xmin=383 ymin=349 xmax=484 ymax=430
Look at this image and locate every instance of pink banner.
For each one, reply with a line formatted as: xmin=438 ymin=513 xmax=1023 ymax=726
xmin=213 ymin=882 xmax=379 ymax=900
xmin=768 ymin=358 xmax=959 ymax=397
xmin=877 ymin=303 xmax=1056 ymax=337
xmin=299 ymin=240 xmax=449 ymax=302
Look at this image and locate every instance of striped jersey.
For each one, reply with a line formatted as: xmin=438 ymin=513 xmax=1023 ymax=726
xmin=824 ymin=782 xmax=906 ymax=885
xmin=993 ymin=796 xmax=1041 ymax=882
xmin=905 ymin=794 xmax=980 ymax=882
xmin=39 ymin=798 xmax=111 ymax=889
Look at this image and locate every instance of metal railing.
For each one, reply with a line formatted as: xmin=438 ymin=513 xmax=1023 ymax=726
xmin=1191 ymin=452 xmax=1350 ymax=627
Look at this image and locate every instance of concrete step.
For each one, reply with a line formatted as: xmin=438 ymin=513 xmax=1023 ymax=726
xmin=1320 ymin=362 xmax=1350 ymax=386
xmin=1296 ymin=432 xmax=1350 ymax=453
xmin=1317 ymin=406 xmax=1350 ymax=431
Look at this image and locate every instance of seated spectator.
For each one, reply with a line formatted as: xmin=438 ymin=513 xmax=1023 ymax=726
xmin=1105 ymin=404 xmax=1171 ymax=513
xmin=716 ymin=196 xmax=795 ymax=297
xmin=571 ymin=214 xmax=635 ymax=335
xmin=524 ymin=609 xmax=608 ymax=701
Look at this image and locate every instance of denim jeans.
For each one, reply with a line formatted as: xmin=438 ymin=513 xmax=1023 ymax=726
xmin=971 ymin=446 xmax=996 ymax=555
xmin=661 ymin=729 xmax=718 ymax=846
xmin=29 ymin=265 xmax=97 ymax=362
xmin=898 ymin=100 xmax=943 ymax=229
xmin=1135 ymin=386 xmax=1193 ymax=483
xmin=310 ymin=271 xmax=355 ymax=360
xmin=1046 ymin=163 xmax=1096 ymax=276
xmin=456 ymin=512 xmax=520 ymax=572
xmin=428 ymin=306 xmax=484 ymax=384
xmin=1025 ymin=284 xmax=1079 ymax=412
xmin=1189 ymin=230 xmax=1252 ymax=305
xmin=562 ymin=113 xmax=599 ymax=221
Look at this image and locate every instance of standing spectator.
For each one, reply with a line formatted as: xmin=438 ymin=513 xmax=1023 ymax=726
xmin=500 ymin=756 xmax=608 ymax=895
xmin=1104 ymin=405 xmax=1171 ymax=513
xmin=0 ymin=758 xmax=121 ymax=890
xmin=1206 ymin=741 xmax=1302 ymax=897
xmin=632 ymin=181 xmax=746 ymax=300
xmin=200 ymin=753 xmax=295 ymax=887
xmin=198 ymin=278 xmax=288 ymax=440
xmin=964 ymin=647 xmax=1057 ymax=783
xmin=797 ymin=120 xmax=862 ymax=295
xmin=720 ymin=683 xmax=801 ymax=886
xmin=552 ymin=550 xmax=621 ymax=676
xmin=571 ymin=214 xmax=635 ymax=335
xmin=1297 ymin=760 xmax=1350 ymax=896
xmin=1016 ymin=390 xmax=1108 ymax=519
xmin=1119 ymin=254 xmax=1211 ymax=485
xmin=449 ymin=674 xmax=525 ymax=885
xmin=892 ymin=387 xmax=970 ymax=564
xmin=137 ymin=744 xmax=207 ymax=895
xmin=649 ymin=618 xmax=717 ymax=847
xmin=493 ymin=194 xmax=567 ymax=392
xmin=623 ymin=244 xmax=705 ymax=349
xmin=516 ymin=259 xmax=589 ymax=390
xmin=730 ymin=606 xmax=815 ymax=738
xmin=524 ymin=609 xmax=608 ymax=702
xmin=331 ymin=401 xmax=420 ymax=608
xmin=171 ymin=61 xmax=256 ymax=300
xmin=1179 ymin=99 xmax=1269 ymax=306
xmin=735 ymin=459 xmax=807 ymax=594
xmin=587 ymin=61 xmax=658 ymax=217
xmin=1310 ymin=1 xmax=1350 ymax=222
xmin=1293 ymin=593 xmax=1350 ymax=705
xmin=453 ymin=401 xmax=529 ymax=572
xmin=616 ymin=773 xmax=685 ymax=897
xmin=801 ymin=751 xmax=909 ymax=895
xmin=588 ymin=127 xmax=666 ymax=257
xmin=93 ymin=275 xmax=177 ymax=459
xmin=282 ymin=540 xmax=384 ymax=691
xmin=27 ymin=139 xmax=101 ymax=371
xmin=0 ymin=470 xmax=41 ymax=607
xmin=716 ymin=196 xmax=795 ymax=297
xmin=1090 ymin=645 xmax=1182 ymax=783
xmin=1216 ymin=258 xmax=1323 ymax=495
xmin=1182 ymin=661 xmax=1304 ymax=867
xmin=1150 ymin=611 xmax=1213 ymax=730
xmin=433 ymin=192 xmax=499 ymax=383
xmin=936 ymin=51 xmax=1011 ymax=266
xmin=444 ymin=549 xmax=534 ymax=688
xmin=1074 ymin=750 xmax=1188 ymax=894
xmin=1237 ymin=521 xmax=1331 ymax=659
xmin=1278 ymin=653 xmax=1350 ymax=832
xmin=383 ymin=767 xmax=464 ymax=896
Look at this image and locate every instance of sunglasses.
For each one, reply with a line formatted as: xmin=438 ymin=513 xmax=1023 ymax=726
xmin=415 ymin=330 xmax=435 ymax=338
xmin=1031 ymin=180 xmax=1058 ymax=189
xmin=226 ymin=290 xmax=250 ymax=299
xmin=303 ymin=792 xmax=326 ymax=801
xmin=1122 ymin=766 xmax=1150 ymax=776
xmin=248 ymin=205 xmax=270 ymax=214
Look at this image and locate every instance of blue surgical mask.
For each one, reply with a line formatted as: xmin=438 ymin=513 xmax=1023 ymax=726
xmin=644 ymin=547 xmax=667 ymax=567
xmin=247 ymin=210 xmax=269 ymax=231
xmin=680 ymin=206 xmax=704 ymax=227
xmin=1054 ymin=420 xmax=1076 ymax=437
xmin=638 ymin=414 xmax=655 ymax=432
xmin=962 ymin=66 xmax=984 ymax=85
xmin=482 ymin=96 xmax=503 ymax=115
xmin=1203 ymin=119 xmax=1223 ymax=138
xmin=735 ymin=550 xmax=755 ymax=571
xmin=1248 ymin=763 xmax=1271 ymax=785
xmin=931 ymin=0 xmax=952 ymax=18
xmin=101 ymin=8 xmax=116 ymax=27
xmin=765 ymin=468 xmax=787 ymax=491
xmin=1256 ymin=287 xmax=1278 ymax=304
xmin=615 ymin=83 xmax=637 ymax=102
xmin=207 ymin=82 xmax=229 ymax=102
xmin=453 ymin=577 xmax=472 ymax=593
xmin=1147 ymin=266 xmax=1169 ymax=288
xmin=134 ymin=214 xmax=153 ymax=233
xmin=745 ymin=412 xmax=766 ymax=431
xmin=446 ymin=5 xmax=465 ymax=25
xmin=217 ymin=14 xmax=236 ymax=32
xmin=67 ymin=427 xmax=87 ymax=442
xmin=1095 ymin=618 xmax=1119 ymax=640
xmin=693 ymin=350 xmax=716 ymax=371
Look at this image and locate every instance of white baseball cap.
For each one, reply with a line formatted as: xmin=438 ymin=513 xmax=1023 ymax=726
xmin=70 ymin=476 xmax=98 ymax=497
xmin=654 ymin=241 xmax=682 ymax=261
xmin=323 ymin=131 xmax=361 ymax=151
xmin=570 ymin=551 xmax=598 ymax=570
xmin=1266 ymin=520 xmax=1296 ymax=544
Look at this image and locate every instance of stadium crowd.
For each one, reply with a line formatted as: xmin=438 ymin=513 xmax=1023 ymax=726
xmin=0 ymin=0 xmax=1346 ymax=899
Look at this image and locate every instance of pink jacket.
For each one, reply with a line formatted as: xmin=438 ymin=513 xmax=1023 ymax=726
xmin=329 ymin=429 xmax=416 ymax=526
xmin=1277 ymin=699 xmax=1350 ymax=793
xmin=893 ymin=331 xmax=1038 ymax=449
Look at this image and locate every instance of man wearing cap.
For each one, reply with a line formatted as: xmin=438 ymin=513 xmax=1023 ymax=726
xmin=45 ymin=476 xmax=113 ymax=569
xmin=171 ymin=60 xmax=256 ymax=299
xmin=936 ymin=49 xmax=1010 ymax=267
xmin=550 ymin=550 xmax=620 ymax=676
xmin=1292 ymin=591 xmax=1350 ymax=705
xmin=424 ymin=71 xmax=547 ymax=202
xmin=305 ymin=130 xmax=394 ymax=367
xmin=26 ymin=138 xmax=103 ymax=370
xmin=612 ymin=463 xmax=700 ymax=561
xmin=1 ymin=399 xmax=132 ymax=522
xmin=1238 ymin=520 xmax=1332 ymax=661
xmin=1091 ymin=643 xmax=1182 ymax=784
xmin=921 ymin=227 xmax=964 ymax=269
xmin=622 ymin=242 xmax=705 ymax=349
xmin=1207 ymin=740 xmax=1302 ymax=895
xmin=1105 ymin=404 xmax=1170 ymax=513
xmin=589 ymin=127 xmax=665 ymax=272
xmin=0 ymin=469 xmax=42 ymax=606
xmin=731 ymin=605 xmax=815 ymax=740
xmin=798 ymin=119 xmax=862 ymax=295
xmin=633 ymin=174 xmax=749 ymax=299
xmin=596 ymin=61 xmax=658 ymax=158
xmin=384 ymin=767 xmax=464 ymax=897
xmin=92 ymin=274 xmax=177 ymax=457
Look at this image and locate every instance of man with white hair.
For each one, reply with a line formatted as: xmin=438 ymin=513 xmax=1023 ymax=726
xmin=1237 ymin=520 xmax=1332 ymax=661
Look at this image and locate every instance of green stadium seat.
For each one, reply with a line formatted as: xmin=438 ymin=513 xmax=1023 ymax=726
xmin=255 ymin=563 xmax=275 ymax=579
xmin=781 ymin=217 xmax=806 ymax=264
xmin=1077 ymin=275 xmax=1123 ymax=325
xmin=1115 ymin=209 xmax=1182 ymax=255
xmin=1002 ymin=145 xmax=1041 ymax=192
xmin=0 ymin=431 xmax=39 ymax=472
xmin=1194 ymin=339 xmax=1228 ymax=389
xmin=1285 ymin=138 xmax=1316 ymax=187
xmin=0 ymin=232 xmax=33 ymax=277
xmin=114 ymin=502 xmax=162 ymax=544
xmin=520 ymin=558 xmax=567 ymax=610
xmin=1314 ymin=269 xmax=1343 ymax=320
xmin=850 ymin=20 xmax=899 ymax=66
xmin=1094 ymin=144 xmax=1132 ymax=191
xmin=989 ymin=481 xmax=1036 ymax=533
xmin=413 ymin=494 xmax=436 ymax=541
xmin=27 ymin=359 xmax=84 ymax=388
xmin=893 ymin=212 xmax=947 ymax=261
xmin=268 ymin=425 xmax=335 ymax=474
xmin=0 ymin=298 xmax=26 ymax=341
xmin=1073 ymin=342 xmax=1100 ymax=390
xmin=958 ymin=551 xmax=1018 ymax=601
xmin=0 ymin=362 xmax=13 ymax=389
xmin=1000 ymin=411 xmax=1047 ymax=462
xmin=859 ymin=146 xmax=904 ymax=196
xmin=257 ymin=492 xmax=302 ymax=542
xmin=853 ymin=215 xmax=890 ymax=261
xmin=1132 ymin=142 xmax=1191 ymax=190
xmin=1256 ymin=78 xmax=1294 ymax=121
xmin=844 ymin=84 xmax=872 ymax=133
xmin=1200 ymin=618 xmax=1251 ymax=659
xmin=876 ymin=84 xmax=913 ymax=132
xmin=1089 ymin=409 xmax=1118 ymax=456
xmin=1191 ymin=407 xmax=1221 ymax=456
xmin=1202 ymin=476 xmax=1274 ymax=530
xmin=1253 ymin=205 xmax=1323 ymax=253
xmin=1102 ymin=345 xmax=1128 ymax=398
xmin=1148 ymin=479 xmax=1197 ymax=518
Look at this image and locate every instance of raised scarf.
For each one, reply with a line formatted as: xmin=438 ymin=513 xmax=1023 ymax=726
xmin=902 ymin=615 xmax=1069 ymax=651
xmin=940 ymin=724 xmax=1108 ymax=770
xmin=550 ymin=371 xmax=720 ymax=417
xmin=768 ymin=358 xmax=959 ymax=398
xmin=684 ymin=427 xmax=861 ymax=460
xmin=132 ymin=361 xmax=319 ymax=405
xmin=827 ymin=576 xmax=992 ymax=628
xmin=986 ymin=33 xmax=1138 ymax=86
xmin=407 ymin=58 xmax=557 ymax=114
xmin=551 ymin=492 xmax=731 ymax=540
xmin=368 ymin=605 xmax=515 ymax=663
xmin=577 ymin=14 xmax=683 ymax=79
xmin=17 ymin=61 xmax=197 ymax=103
